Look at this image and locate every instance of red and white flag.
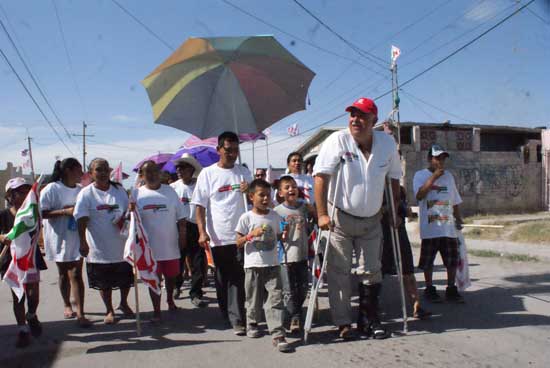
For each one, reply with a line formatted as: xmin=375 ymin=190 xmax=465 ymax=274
xmin=391 ymin=45 xmax=401 ymax=66
xmin=2 ymin=176 xmax=43 ymax=301
xmin=287 ymin=123 xmax=299 ymax=137
xmin=110 ymin=162 xmax=124 ymax=184
xmin=124 ymin=211 xmax=161 ymax=295
xmin=21 ymin=149 xmax=29 ymax=157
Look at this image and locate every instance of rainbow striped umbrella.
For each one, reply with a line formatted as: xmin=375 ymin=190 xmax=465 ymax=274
xmin=141 ymin=35 xmax=315 ymax=138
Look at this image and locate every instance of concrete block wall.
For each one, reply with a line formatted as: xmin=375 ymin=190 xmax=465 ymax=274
xmin=403 ymin=127 xmax=543 ymax=215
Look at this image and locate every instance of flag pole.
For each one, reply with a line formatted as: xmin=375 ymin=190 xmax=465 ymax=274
xmin=133 ymin=257 xmax=141 ymax=336
xmin=129 ymin=208 xmax=141 ymax=336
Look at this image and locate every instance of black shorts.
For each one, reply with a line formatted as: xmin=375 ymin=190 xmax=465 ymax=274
xmin=418 ymin=237 xmax=459 ymax=270
xmin=381 ymin=220 xmax=415 ymax=275
xmin=86 ymin=262 xmax=133 ymax=290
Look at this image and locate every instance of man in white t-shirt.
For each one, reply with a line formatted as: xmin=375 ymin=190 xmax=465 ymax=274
xmin=413 ymin=144 xmax=464 ymax=303
xmin=171 ymin=153 xmax=206 ymax=307
xmin=192 ymin=131 xmax=252 ymax=335
xmin=313 ymin=97 xmax=402 ymax=340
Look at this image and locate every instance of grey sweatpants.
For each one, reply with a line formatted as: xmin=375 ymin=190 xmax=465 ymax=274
xmin=326 ymin=207 xmax=383 ymax=326
xmin=244 ymin=266 xmax=285 ymax=338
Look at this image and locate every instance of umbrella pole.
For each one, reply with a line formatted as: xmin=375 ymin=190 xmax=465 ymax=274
xmin=252 ymin=141 xmax=255 ymax=173
xmin=231 ymin=93 xmax=249 ymax=209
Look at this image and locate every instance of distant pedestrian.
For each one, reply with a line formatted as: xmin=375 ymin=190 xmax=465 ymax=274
xmin=192 ymin=131 xmax=252 ymax=335
xmin=74 ymin=158 xmax=134 ymax=325
xmin=40 ymin=158 xmax=91 ymax=327
xmin=236 ymin=179 xmax=291 ymax=352
xmin=413 ymin=144 xmax=464 ymax=303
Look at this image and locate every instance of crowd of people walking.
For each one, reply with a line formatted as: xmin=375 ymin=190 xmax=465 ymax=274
xmin=0 ymin=97 xmax=465 ymax=352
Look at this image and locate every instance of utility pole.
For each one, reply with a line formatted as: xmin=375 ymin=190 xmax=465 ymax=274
xmin=72 ymin=121 xmax=94 ymax=169
xmin=27 ymin=135 xmax=35 ymax=181
xmin=390 ymin=45 xmax=402 ymax=149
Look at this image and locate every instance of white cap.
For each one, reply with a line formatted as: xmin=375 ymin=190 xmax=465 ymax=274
xmin=429 ymin=144 xmax=449 ymax=158
xmin=5 ymin=177 xmax=30 ymax=193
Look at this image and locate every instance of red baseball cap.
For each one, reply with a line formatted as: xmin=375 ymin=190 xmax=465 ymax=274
xmin=345 ymin=97 xmax=378 ymax=117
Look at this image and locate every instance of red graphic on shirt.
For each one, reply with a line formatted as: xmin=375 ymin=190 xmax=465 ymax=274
xmin=218 ymin=184 xmax=241 ymax=193
xmin=180 ymin=197 xmax=190 ymax=204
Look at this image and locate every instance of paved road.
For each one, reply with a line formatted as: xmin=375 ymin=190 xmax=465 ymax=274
xmin=1 ymin=251 xmax=549 ymax=368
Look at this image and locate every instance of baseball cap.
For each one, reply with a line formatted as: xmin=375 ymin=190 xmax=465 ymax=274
xmin=5 ymin=177 xmax=30 ymax=193
xmin=345 ymin=97 xmax=378 ymax=117
xmin=428 ymin=144 xmax=449 ymax=158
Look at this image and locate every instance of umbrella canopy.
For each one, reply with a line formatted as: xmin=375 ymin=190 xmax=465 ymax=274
xmin=142 ymin=35 xmax=315 ymax=138
xmin=163 ymin=146 xmax=219 ymax=174
xmin=133 ymin=153 xmax=173 ymax=172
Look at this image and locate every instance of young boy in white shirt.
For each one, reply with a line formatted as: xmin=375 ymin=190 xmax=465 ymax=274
xmin=274 ymin=175 xmax=316 ymax=333
xmin=235 ymin=179 xmax=291 ymax=353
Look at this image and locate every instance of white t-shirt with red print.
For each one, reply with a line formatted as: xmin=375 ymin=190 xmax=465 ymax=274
xmin=191 ymin=164 xmax=252 ymax=247
xmin=413 ymin=169 xmax=463 ymax=239
xmin=171 ymin=179 xmax=197 ymax=224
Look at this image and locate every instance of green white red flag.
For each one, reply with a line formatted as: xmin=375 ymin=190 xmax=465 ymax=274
xmin=2 ymin=176 xmax=43 ymax=301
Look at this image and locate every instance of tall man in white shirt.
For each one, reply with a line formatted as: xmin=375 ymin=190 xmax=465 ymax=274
xmin=313 ymin=97 xmax=402 ymax=340
xmin=192 ymin=131 xmax=252 ymax=335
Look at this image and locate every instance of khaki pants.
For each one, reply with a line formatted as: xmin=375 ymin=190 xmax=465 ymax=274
xmin=326 ymin=207 xmax=383 ymax=326
xmin=244 ymin=266 xmax=285 ymax=338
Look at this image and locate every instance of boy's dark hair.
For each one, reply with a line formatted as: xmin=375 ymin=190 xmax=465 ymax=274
xmin=277 ymin=175 xmax=296 ymax=189
xmin=249 ymin=179 xmax=271 ymax=193
xmin=286 ymin=151 xmax=303 ymax=165
xmin=217 ymin=131 xmax=239 ymax=149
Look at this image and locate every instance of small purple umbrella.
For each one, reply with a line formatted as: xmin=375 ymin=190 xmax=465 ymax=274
xmin=133 ymin=153 xmax=174 ymax=172
xmin=163 ymin=146 xmax=220 ymax=174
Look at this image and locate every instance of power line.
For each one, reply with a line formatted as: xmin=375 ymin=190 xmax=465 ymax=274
xmin=403 ymin=0 xmax=489 ymax=60
xmin=402 ymin=1 xmax=517 ymax=68
xmin=51 ymin=0 xmax=88 ymax=120
xmin=291 ymin=0 xmax=388 ymax=69
xmin=220 ymin=0 xmax=387 ymax=78
xmin=0 ymin=16 xmax=74 ymax=139
xmin=260 ymin=0 xmax=534 ymax=148
xmin=110 ymin=0 xmax=175 ymax=51
xmin=367 ymin=0 xmax=455 ymax=52
xmin=400 ymin=90 xmax=480 ymax=124
xmin=0 ymin=46 xmax=75 ymax=155
xmin=526 ymin=7 xmax=550 ymax=25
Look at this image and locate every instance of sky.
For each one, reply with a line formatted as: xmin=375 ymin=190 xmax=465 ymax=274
xmin=1 ymin=0 xmax=549 ymax=180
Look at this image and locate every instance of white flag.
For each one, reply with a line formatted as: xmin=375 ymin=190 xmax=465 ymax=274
xmin=391 ymin=45 xmax=401 ymax=65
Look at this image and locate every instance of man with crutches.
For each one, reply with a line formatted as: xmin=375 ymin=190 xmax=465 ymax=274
xmin=313 ymin=97 xmax=402 ymax=340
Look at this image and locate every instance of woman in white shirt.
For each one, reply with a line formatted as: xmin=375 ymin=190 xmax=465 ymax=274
xmin=286 ymin=152 xmax=315 ymax=205
xmin=40 ymin=158 xmax=91 ymax=327
xmin=135 ymin=161 xmax=187 ymax=322
xmin=74 ymin=158 xmax=134 ymax=325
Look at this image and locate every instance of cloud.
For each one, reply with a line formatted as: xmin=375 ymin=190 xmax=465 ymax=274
xmin=464 ymin=0 xmax=503 ymax=22
xmin=111 ymin=114 xmax=139 ymax=123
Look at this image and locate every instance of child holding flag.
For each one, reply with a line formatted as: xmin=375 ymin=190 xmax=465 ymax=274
xmin=274 ymin=175 xmax=316 ymax=333
xmin=0 ymin=178 xmax=44 ymax=348
xmin=235 ymin=179 xmax=291 ymax=353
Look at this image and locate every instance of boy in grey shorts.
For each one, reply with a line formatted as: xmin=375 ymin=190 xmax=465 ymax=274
xmin=236 ymin=179 xmax=291 ymax=353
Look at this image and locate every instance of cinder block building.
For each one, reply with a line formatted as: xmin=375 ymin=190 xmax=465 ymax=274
xmin=296 ymin=122 xmax=543 ymax=215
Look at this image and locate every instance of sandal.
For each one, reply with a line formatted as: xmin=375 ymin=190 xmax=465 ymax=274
xmin=64 ymin=311 xmax=77 ymax=319
xmin=116 ymin=305 xmax=136 ymax=319
xmin=77 ymin=317 xmax=93 ymax=328
xmin=103 ymin=314 xmax=116 ymax=325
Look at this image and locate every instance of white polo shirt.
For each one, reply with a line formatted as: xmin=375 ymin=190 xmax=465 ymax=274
xmin=313 ymin=129 xmax=401 ymax=218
